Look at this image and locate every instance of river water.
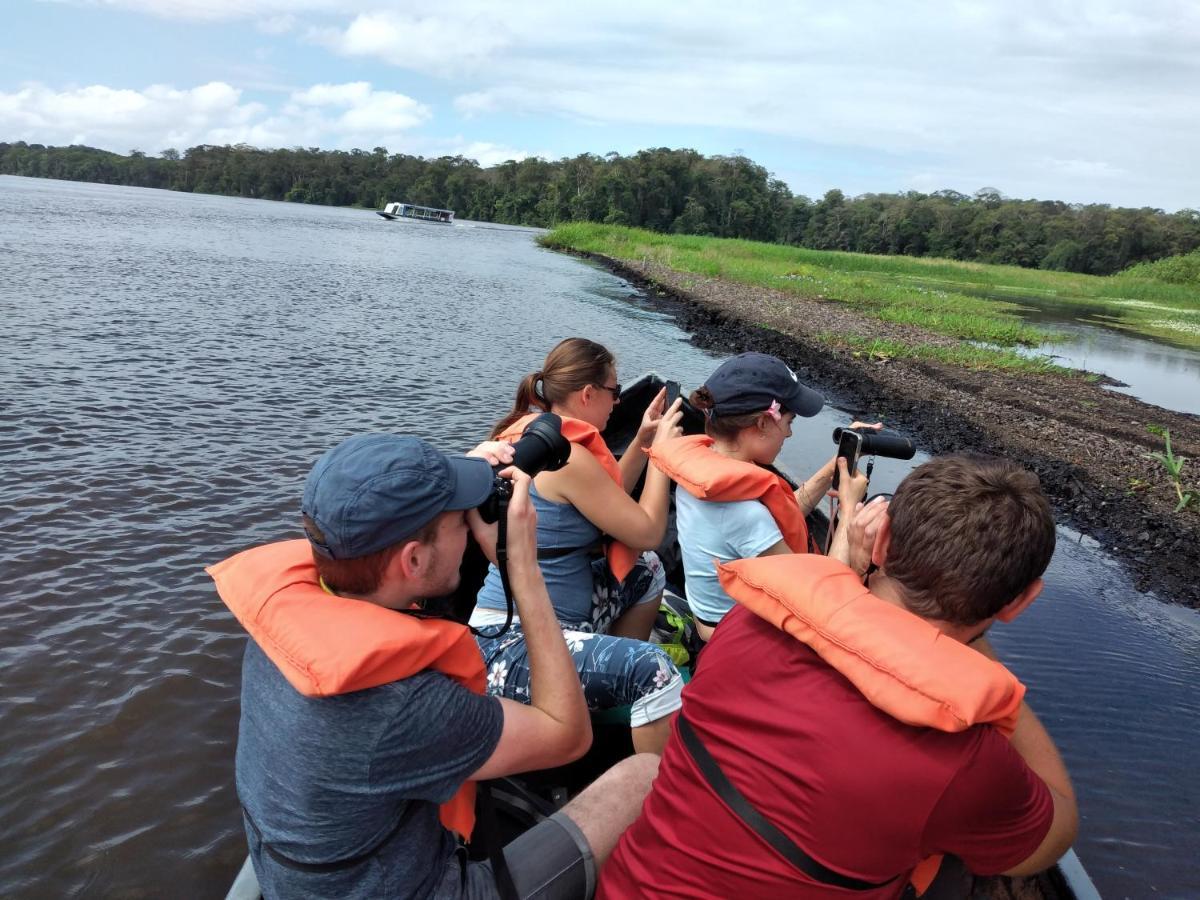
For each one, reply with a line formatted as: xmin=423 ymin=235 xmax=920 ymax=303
xmin=2 ymin=176 xmax=1197 ymax=898
xmin=899 ymin=277 xmax=1200 ymax=416
xmin=1028 ymin=321 xmax=1200 ymax=416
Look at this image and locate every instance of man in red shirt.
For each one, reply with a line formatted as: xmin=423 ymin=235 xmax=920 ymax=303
xmin=599 ymin=455 xmax=1078 ymax=898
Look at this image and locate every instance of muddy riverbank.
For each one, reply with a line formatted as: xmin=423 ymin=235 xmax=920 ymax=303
xmin=568 ymin=250 xmax=1200 ymax=608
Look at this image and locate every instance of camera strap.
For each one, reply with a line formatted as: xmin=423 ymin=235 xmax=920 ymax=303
xmin=470 ymin=497 xmax=516 ymax=640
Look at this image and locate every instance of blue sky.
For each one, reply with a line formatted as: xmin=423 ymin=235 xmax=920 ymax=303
xmin=2 ymin=1 xmax=1198 ymax=211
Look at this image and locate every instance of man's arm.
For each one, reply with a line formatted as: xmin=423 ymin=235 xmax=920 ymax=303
xmin=469 ymin=469 xmax=591 ymax=780
xmin=999 ymin=702 xmax=1080 ymax=875
xmin=973 ymin=638 xmax=1079 ymax=876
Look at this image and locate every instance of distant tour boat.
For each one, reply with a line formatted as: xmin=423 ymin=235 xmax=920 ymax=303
xmin=377 ymin=202 xmax=455 ymax=224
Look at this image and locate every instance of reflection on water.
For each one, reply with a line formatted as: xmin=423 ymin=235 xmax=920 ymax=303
xmin=1030 ymin=322 xmax=1200 ymax=415
xmin=1 ymin=176 xmax=1197 ymax=899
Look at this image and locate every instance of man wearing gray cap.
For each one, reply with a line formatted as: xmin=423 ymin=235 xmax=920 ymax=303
xmin=210 ymin=434 xmax=657 ymax=900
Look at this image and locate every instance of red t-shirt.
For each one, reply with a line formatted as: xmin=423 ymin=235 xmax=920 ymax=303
xmin=599 ymin=605 xmax=1053 ymax=899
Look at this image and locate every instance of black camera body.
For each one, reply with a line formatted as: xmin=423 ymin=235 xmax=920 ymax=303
xmin=477 ymin=412 xmax=572 ymax=523
xmin=830 ymin=426 xmax=916 ymax=489
xmin=427 ymin=413 xmax=571 ymax=633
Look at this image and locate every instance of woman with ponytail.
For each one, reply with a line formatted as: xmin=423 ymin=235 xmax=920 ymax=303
xmin=647 ymin=352 xmax=879 ymax=642
xmin=473 ymin=338 xmax=685 ymax=754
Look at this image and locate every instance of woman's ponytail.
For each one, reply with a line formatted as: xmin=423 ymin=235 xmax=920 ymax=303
xmin=689 ymin=387 xmax=716 ymax=412
xmin=691 ymin=385 xmax=760 ymax=440
xmin=492 ymin=371 xmax=550 ymax=438
xmin=491 ymin=338 xmax=615 ymax=438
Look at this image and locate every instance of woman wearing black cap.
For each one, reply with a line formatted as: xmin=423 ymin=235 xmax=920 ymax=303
xmin=649 ymin=352 xmax=879 ymax=642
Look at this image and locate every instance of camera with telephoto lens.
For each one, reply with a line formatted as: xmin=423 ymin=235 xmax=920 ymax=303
xmin=830 ymin=426 xmax=916 ymax=489
xmin=477 ymin=412 xmax=572 ymax=523
xmin=430 ymin=413 xmax=571 ymax=632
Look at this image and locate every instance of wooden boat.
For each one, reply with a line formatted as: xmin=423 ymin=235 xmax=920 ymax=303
xmin=376 ymin=202 xmax=454 ymax=224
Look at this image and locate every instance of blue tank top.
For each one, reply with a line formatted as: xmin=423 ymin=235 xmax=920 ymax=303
xmin=474 ymin=482 xmax=601 ymax=627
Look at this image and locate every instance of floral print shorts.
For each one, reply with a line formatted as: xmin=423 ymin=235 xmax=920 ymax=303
xmin=474 ymin=552 xmax=683 ymax=725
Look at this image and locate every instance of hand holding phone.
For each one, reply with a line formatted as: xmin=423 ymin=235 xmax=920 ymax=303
xmin=831 ymin=428 xmax=863 ymax=491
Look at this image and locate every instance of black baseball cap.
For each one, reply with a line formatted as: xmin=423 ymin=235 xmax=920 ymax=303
xmin=703 ymin=352 xmax=824 ymax=418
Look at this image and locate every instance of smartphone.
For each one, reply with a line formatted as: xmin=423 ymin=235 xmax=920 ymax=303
xmin=664 ymin=380 xmax=681 ymax=408
xmin=831 ymin=428 xmax=863 ymax=491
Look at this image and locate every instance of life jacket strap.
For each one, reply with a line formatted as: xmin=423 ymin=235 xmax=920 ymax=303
xmin=676 ymin=713 xmax=899 ymax=892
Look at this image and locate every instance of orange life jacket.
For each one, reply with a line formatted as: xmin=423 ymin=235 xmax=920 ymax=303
xmin=207 ymin=539 xmax=487 ymax=839
xmin=497 ymin=412 xmax=638 ymax=582
xmin=647 ymin=434 xmax=815 ymax=554
xmin=717 ymin=553 xmax=1026 ymax=893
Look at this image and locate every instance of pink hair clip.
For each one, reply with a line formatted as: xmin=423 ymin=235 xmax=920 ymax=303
xmin=765 ymin=400 xmax=782 ymax=421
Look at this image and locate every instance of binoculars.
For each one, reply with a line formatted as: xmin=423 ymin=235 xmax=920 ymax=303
xmin=831 ymin=426 xmax=916 ymax=488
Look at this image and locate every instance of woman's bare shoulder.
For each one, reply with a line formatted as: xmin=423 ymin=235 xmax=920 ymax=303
xmin=536 ymin=443 xmax=603 ymax=501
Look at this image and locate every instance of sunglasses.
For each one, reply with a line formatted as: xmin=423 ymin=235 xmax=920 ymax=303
xmin=593 ymin=382 xmax=622 ymax=400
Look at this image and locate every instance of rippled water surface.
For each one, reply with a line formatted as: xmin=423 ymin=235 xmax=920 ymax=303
xmin=2 ymin=176 xmax=1198 ymax=898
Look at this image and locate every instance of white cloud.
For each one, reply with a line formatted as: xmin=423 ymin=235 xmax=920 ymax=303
xmin=290 ymin=82 xmax=372 ymax=107
xmin=79 ymin=0 xmax=337 ymax=22
xmin=20 ymin=1 xmax=1200 ymax=207
xmin=1048 ymin=159 xmax=1125 ymax=180
xmin=256 ymin=14 xmax=296 ymax=35
xmin=449 ymin=141 xmax=529 ymax=167
xmin=0 ymin=81 xmax=265 ymax=151
xmin=309 ymin=10 xmax=511 ymax=74
xmin=285 ymin=81 xmax=430 ymax=135
xmin=0 ymin=80 xmax=430 ymax=154
xmin=312 ymin=0 xmax=1200 ymax=208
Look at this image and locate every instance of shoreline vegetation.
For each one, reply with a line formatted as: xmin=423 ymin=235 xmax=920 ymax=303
xmin=541 ymin=224 xmax=1200 ymax=608
xmin=541 ymin=224 xmax=1200 ymax=352
xmin=3 ymin=141 xmax=1199 ymax=279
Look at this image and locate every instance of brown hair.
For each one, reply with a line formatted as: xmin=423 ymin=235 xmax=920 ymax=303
xmin=689 ymin=386 xmax=761 ymax=441
xmin=492 ymin=338 xmax=615 ymax=437
xmin=884 ymin=455 xmax=1056 ymax=626
xmin=303 ymin=514 xmax=439 ymax=596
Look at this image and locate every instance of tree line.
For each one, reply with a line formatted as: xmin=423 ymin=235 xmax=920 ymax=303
xmin=3 ymin=140 xmax=1197 ymax=276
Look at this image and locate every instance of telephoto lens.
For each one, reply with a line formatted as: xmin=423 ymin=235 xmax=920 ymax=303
xmin=478 ymin=413 xmax=571 ymax=522
xmin=509 ymin=413 xmax=572 ymax=475
xmin=831 ymin=427 xmax=916 ymax=461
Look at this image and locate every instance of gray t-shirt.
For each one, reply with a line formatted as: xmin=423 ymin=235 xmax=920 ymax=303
xmin=237 ymin=639 xmax=504 ymax=900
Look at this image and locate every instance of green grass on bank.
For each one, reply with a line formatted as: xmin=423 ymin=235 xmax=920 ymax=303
xmin=541 ymin=224 xmax=1200 ymax=358
xmin=825 ymin=336 xmax=1083 ymax=378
